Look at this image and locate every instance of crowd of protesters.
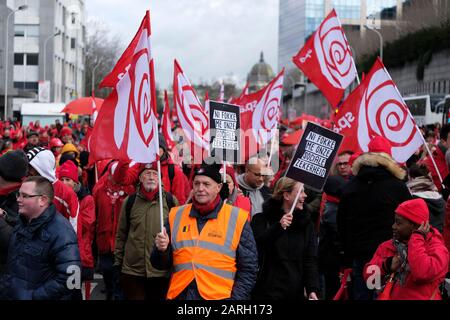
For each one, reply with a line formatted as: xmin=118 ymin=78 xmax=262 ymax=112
xmin=0 ymin=117 xmax=449 ymax=300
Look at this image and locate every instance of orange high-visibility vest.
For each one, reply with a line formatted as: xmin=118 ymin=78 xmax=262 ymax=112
xmin=166 ymin=203 xmax=248 ymax=300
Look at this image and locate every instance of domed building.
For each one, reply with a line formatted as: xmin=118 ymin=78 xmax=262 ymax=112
xmin=247 ymin=52 xmax=275 ymax=92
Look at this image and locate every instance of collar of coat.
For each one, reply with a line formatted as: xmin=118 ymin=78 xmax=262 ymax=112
xmin=352 ymin=152 xmax=406 ymax=180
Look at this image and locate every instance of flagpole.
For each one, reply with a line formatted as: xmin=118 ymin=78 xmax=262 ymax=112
xmin=157 ymin=160 xmax=165 ymax=233
xmin=223 ymin=160 xmax=227 ymax=183
xmin=391 ymin=77 xmax=444 ymax=186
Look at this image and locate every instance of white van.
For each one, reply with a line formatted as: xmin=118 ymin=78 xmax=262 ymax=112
xmin=21 ymin=103 xmax=66 ymax=127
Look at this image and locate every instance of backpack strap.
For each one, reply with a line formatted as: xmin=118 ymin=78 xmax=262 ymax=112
xmin=125 ymin=193 xmax=137 ymax=234
xmin=165 ymin=192 xmax=175 ymax=210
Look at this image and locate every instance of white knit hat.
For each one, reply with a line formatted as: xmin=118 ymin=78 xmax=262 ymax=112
xmin=26 ymin=147 xmax=56 ymax=182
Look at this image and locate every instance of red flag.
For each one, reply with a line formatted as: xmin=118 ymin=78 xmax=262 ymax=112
xmin=89 ymin=11 xmax=159 ymax=163
xmin=332 ymin=58 xmax=423 ymax=163
xmin=233 ymin=70 xmax=284 ymax=162
xmin=161 ymin=90 xmax=176 ymax=151
xmin=292 ymin=9 xmax=357 ymax=108
xmin=173 ymin=59 xmax=209 ymax=163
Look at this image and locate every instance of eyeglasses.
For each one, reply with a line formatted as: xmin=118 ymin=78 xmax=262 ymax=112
xmin=16 ymin=193 xmax=43 ymax=199
xmin=336 ymin=162 xmax=349 ymax=167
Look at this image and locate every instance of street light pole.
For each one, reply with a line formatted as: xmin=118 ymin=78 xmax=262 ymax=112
xmin=3 ymin=5 xmax=28 ymax=121
xmin=43 ymin=30 xmax=61 ymax=81
xmin=365 ymin=25 xmax=383 ymax=61
xmin=92 ymin=60 xmax=101 ymax=94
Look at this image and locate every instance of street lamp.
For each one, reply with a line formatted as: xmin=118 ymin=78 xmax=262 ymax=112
xmin=364 ymin=25 xmax=383 ymax=61
xmin=43 ymin=30 xmax=61 ymax=81
xmin=3 ymin=4 xmax=28 ymax=121
xmin=91 ymin=60 xmax=101 ymax=94
xmin=294 ymin=82 xmax=308 ymax=114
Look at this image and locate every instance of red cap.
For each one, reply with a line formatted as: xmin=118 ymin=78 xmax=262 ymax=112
xmin=58 ymin=160 xmax=79 ymax=183
xmin=50 ymin=138 xmax=64 ymax=148
xmin=139 ymin=162 xmax=158 ymax=176
xmin=60 ymin=127 xmax=72 ymax=137
xmin=368 ymin=136 xmax=392 ymax=156
xmin=395 ymin=198 xmax=429 ymax=225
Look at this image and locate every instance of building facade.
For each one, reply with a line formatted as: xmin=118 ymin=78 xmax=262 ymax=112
xmin=1 ymin=0 xmax=85 ymax=119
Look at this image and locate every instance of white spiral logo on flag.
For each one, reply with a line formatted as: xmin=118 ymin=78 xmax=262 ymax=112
xmin=314 ymin=14 xmax=356 ymax=89
xmin=252 ymin=73 xmax=283 ymax=145
xmin=175 ymin=73 xmax=209 ymax=150
xmin=357 ymin=68 xmax=422 ymax=162
xmin=113 ymin=29 xmax=159 ymax=163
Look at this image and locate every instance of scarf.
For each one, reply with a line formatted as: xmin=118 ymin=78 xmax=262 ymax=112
xmin=393 ymin=239 xmax=410 ymax=286
xmin=140 ymin=186 xmax=158 ymax=202
xmin=407 ymin=176 xmax=438 ymax=193
xmin=192 ymin=194 xmax=221 ymax=216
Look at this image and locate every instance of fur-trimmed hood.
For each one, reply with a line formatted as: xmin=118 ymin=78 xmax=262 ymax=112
xmin=352 ymin=152 xmax=406 ymax=180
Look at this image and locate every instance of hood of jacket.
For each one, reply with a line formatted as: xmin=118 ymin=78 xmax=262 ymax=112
xmin=352 ymin=152 xmax=406 ymax=181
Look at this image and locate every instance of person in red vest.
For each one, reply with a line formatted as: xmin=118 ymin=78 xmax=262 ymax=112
xmin=152 ymin=160 xmax=258 ymax=300
xmin=364 ymin=198 xmax=449 ymax=300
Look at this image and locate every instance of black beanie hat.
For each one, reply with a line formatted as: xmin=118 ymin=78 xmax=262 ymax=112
xmin=193 ymin=160 xmax=223 ymax=184
xmin=0 ymin=150 xmax=29 ymax=182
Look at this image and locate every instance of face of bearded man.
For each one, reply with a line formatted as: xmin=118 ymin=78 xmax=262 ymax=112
xmin=139 ymin=169 xmax=158 ymax=192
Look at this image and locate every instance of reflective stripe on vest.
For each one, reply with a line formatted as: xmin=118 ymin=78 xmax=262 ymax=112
xmin=174 ymin=263 xmax=236 ymax=280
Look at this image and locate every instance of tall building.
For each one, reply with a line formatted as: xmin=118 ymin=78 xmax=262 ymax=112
xmin=247 ymin=52 xmax=275 ymax=93
xmin=2 ymin=0 xmax=85 ymax=119
xmin=278 ymin=0 xmax=406 ymax=117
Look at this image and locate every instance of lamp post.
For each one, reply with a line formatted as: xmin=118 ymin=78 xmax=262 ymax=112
xmin=3 ymin=5 xmax=28 ymax=121
xmin=91 ymin=60 xmax=101 ymax=94
xmin=43 ymin=30 xmax=61 ymax=81
xmin=364 ymin=25 xmax=383 ymax=61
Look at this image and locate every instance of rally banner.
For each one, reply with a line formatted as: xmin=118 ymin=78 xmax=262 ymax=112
xmin=209 ymin=101 xmax=240 ymax=163
xmin=286 ymin=122 xmax=343 ymax=192
xmin=233 ymin=70 xmax=284 ymax=162
xmin=292 ymin=9 xmax=357 ymax=108
xmin=89 ymin=11 xmax=159 ymax=164
xmin=331 ymin=58 xmax=423 ymax=163
xmin=173 ymin=59 xmax=209 ymax=164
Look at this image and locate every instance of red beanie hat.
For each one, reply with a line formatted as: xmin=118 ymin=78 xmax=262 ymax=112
xmin=222 ymin=165 xmax=237 ymax=187
xmin=395 ymin=198 xmax=429 ymax=225
xmin=60 ymin=127 xmax=72 ymax=137
xmin=58 ymin=160 xmax=79 ymax=183
xmin=368 ymin=136 xmax=392 ymax=156
xmin=139 ymin=162 xmax=158 ymax=176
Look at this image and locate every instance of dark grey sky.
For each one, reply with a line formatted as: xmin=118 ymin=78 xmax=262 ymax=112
xmin=86 ymin=0 xmax=279 ymax=91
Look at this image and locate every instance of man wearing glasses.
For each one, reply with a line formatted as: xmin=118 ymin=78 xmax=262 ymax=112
xmin=5 ymin=176 xmax=81 ymax=300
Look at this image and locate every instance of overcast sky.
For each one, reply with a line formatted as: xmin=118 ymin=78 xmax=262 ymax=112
xmin=86 ymin=0 xmax=279 ymax=90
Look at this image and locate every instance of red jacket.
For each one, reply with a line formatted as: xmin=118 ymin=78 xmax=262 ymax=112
xmin=424 ymin=146 xmax=448 ymax=192
xmin=443 ymin=198 xmax=450 ymax=271
xmin=78 ymin=193 xmax=96 ymax=268
xmin=53 ymin=179 xmax=79 ymax=232
xmin=232 ymin=195 xmax=251 ymax=221
xmin=93 ymin=174 xmax=135 ymax=254
xmin=364 ymin=228 xmax=449 ymax=300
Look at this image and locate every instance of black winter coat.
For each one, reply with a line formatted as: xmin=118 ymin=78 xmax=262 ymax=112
xmin=251 ymin=198 xmax=320 ymax=300
xmin=0 ymin=190 xmax=20 ymax=272
xmin=6 ymin=204 xmax=81 ymax=300
xmin=337 ymin=153 xmax=412 ymax=264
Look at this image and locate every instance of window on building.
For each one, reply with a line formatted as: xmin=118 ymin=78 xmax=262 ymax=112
xmin=14 ymin=25 xmax=40 ymax=38
xmin=14 ymin=53 xmax=24 ymax=65
xmin=26 ymin=54 xmax=39 ymax=65
xmin=71 ymin=38 xmax=76 ymax=49
xmin=14 ymin=25 xmax=25 ymax=37
xmin=14 ymin=81 xmax=38 ymax=91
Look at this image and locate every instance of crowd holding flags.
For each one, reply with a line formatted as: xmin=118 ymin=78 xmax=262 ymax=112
xmin=3 ymin=6 xmax=450 ymax=302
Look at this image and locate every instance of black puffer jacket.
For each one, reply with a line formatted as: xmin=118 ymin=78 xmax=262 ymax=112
xmin=0 ymin=189 xmax=20 ymax=272
xmin=251 ymin=198 xmax=320 ymax=300
xmin=6 ymin=204 xmax=81 ymax=300
xmin=337 ymin=153 xmax=412 ymax=264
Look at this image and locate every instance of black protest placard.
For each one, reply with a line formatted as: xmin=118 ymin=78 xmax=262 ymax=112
xmin=286 ymin=122 xmax=343 ymax=191
xmin=209 ymin=101 xmax=240 ymax=163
